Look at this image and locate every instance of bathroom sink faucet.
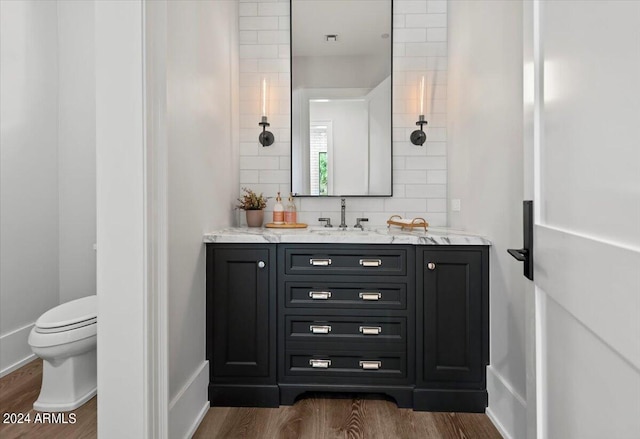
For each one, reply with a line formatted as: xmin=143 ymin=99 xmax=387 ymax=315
xmin=339 ymin=198 xmax=347 ymax=230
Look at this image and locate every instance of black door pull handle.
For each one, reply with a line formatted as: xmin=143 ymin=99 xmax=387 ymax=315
xmin=507 ymin=201 xmax=533 ymax=280
xmin=507 ymin=248 xmax=528 ymax=262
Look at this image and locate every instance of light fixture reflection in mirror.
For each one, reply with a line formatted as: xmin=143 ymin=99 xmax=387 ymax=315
xmin=410 ymin=75 xmax=428 ymax=146
xmin=258 ymin=78 xmax=274 ymax=147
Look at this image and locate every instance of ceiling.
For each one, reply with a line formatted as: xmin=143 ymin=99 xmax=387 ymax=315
xmin=292 ymin=0 xmax=391 ymax=57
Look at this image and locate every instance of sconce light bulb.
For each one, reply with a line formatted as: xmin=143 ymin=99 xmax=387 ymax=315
xmin=419 ymin=75 xmax=426 ymax=116
xmin=261 ymin=78 xmax=267 ymax=117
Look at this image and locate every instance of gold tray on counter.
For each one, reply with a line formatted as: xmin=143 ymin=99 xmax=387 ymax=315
xmin=265 ymin=223 xmax=308 ymax=229
xmin=386 ymin=215 xmax=428 ymax=232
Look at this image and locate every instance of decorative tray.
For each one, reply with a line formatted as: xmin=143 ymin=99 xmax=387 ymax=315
xmin=386 ymin=215 xmax=428 ymax=232
xmin=265 ymin=223 xmax=308 ymax=229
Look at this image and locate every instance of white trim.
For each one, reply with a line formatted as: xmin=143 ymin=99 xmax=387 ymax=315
xmin=486 ymin=366 xmax=527 ymax=439
xmin=1 ymin=355 xmax=36 ymax=379
xmin=143 ymin=1 xmax=170 ymax=438
xmin=486 ymin=408 xmax=512 ymax=439
xmin=168 ymin=361 xmax=210 ymax=439
xmin=0 ymin=322 xmax=36 ymax=378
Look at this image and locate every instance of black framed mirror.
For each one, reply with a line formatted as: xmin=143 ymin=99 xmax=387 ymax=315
xmin=291 ymin=0 xmax=393 ymax=197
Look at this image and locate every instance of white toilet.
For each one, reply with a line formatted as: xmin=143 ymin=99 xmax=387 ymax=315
xmin=28 ymin=295 xmax=97 ymax=412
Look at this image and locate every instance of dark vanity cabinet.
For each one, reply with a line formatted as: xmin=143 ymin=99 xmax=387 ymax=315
xmin=277 ymin=245 xmax=416 ymax=408
xmin=206 ymin=243 xmax=489 ymax=412
xmin=206 ymin=244 xmax=279 ymax=407
xmin=415 ymin=247 xmax=489 ymax=412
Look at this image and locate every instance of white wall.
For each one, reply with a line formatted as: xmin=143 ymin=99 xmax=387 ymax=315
xmin=238 ymin=0 xmax=448 ymax=228
xmin=165 ymin=1 xmax=239 ymax=437
xmin=448 ymin=2 xmax=526 ymax=438
xmin=0 ymin=0 xmax=97 ymax=377
xmin=57 ymin=0 xmax=97 ymax=303
xmin=0 ymin=0 xmax=60 ymax=376
xmin=95 ymin=1 xmax=146 ymax=437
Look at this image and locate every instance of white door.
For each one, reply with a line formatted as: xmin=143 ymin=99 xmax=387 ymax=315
xmin=524 ymin=1 xmax=640 ymax=438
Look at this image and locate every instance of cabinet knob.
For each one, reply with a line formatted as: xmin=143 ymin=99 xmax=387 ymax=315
xmin=258 ymin=261 xmax=266 ymax=268
xmin=427 ymin=262 xmax=436 ymax=270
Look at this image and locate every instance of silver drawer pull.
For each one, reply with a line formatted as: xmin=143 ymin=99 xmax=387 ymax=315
xmin=359 ymin=292 xmax=381 ymax=301
xmin=309 ymin=359 xmax=331 ymax=368
xmin=359 ymin=360 xmax=381 ymax=370
xmin=309 ymin=291 xmax=332 ymax=300
xmin=310 ymin=258 xmax=332 ymax=266
xmin=359 ymin=259 xmax=382 ymax=267
xmin=310 ymin=325 xmax=332 ymax=334
xmin=359 ymin=326 xmax=382 ymax=335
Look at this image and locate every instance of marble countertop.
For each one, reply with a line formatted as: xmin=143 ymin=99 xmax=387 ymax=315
xmin=203 ymin=226 xmax=491 ymax=246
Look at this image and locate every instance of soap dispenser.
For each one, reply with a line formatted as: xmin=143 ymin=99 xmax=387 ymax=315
xmin=284 ymin=193 xmax=297 ymax=224
xmin=273 ymin=192 xmax=284 ymax=224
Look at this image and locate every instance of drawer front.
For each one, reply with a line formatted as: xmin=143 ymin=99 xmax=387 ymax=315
xmin=286 ymin=316 xmax=405 ymax=344
xmin=284 ymin=247 xmax=406 ymax=276
xmin=286 ymin=282 xmax=406 ymax=309
xmin=285 ymin=351 xmax=407 ymax=380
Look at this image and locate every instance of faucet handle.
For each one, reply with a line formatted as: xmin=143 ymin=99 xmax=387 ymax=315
xmin=354 ymin=218 xmax=369 ymax=230
xmin=318 ymin=217 xmax=333 ymax=228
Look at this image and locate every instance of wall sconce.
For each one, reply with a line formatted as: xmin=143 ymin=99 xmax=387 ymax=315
xmin=258 ymin=78 xmax=274 ymax=146
xmin=410 ymin=75 xmax=428 ymax=146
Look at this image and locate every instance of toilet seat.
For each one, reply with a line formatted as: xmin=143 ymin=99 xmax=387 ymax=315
xmin=36 ymin=295 xmax=97 ymax=330
xmin=29 ymin=295 xmax=97 ymax=348
xmin=35 ymin=318 xmax=96 ymax=334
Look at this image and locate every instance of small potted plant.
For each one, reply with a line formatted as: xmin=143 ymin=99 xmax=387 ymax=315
xmin=236 ymin=187 xmax=269 ymax=227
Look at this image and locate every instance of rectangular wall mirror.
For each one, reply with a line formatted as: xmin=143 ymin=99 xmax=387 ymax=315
xmin=291 ymin=0 xmax=392 ymax=197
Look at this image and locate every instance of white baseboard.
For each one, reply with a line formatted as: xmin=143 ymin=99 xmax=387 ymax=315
xmin=168 ymin=361 xmax=210 ymax=439
xmin=0 ymin=322 xmax=36 ymax=378
xmin=486 ymin=366 xmax=527 ymax=439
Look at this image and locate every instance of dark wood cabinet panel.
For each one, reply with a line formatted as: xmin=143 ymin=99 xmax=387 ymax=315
xmin=206 ymin=244 xmax=278 ymax=406
xmin=207 ymin=243 xmax=488 ymax=412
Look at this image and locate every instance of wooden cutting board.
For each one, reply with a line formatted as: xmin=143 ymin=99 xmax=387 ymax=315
xmin=265 ymin=223 xmax=308 ymax=229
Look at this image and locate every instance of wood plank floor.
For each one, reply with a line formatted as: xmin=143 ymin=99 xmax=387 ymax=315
xmin=194 ymin=394 xmax=503 ymax=439
xmin=0 ymin=360 xmax=97 ymax=439
xmin=2 ymin=361 xmax=502 ymax=438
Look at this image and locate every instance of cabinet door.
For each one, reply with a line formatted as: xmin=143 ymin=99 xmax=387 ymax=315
xmin=209 ymin=246 xmax=273 ymax=378
xmin=419 ymin=249 xmax=487 ymax=384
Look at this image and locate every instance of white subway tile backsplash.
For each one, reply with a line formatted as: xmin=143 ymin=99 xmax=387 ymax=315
xmin=278 ymin=16 xmax=289 ymax=30
xmin=427 ymin=28 xmax=447 ymax=42
xmin=394 ymin=0 xmax=428 ymax=14
xmin=240 ymin=170 xmax=260 ymax=183
xmin=405 ymin=42 xmax=447 ymax=57
xmin=406 ymin=13 xmax=447 ymax=28
xmin=239 ymin=0 xmax=447 ymax=225
xmin=426 ymin=198 xmax=447 ymax=212
xmin=405 ymin=156 xmax=446 ymax=170
xmin=394 ymin=28 xmax=427 ymax=43
xmin=427 ymin=0 xmax=447 ymax=14
xmin=240 ymin=44 xmax=278 ymax=59
xmin=384 ymin=197 xmax=427 ymax=212
xmin=240 ymin=156 xmax=280 ymax=170
xmin=257 ymin=30 xmax=290 ymax=44
xmin=394 ymin=170 xmax=428 ymax=185
xmin=405 ymin=184 xmax=446 ymax=198
xmin=259 ymin=169 xmax=289 ymax=183
xmin=239 ymin=16 xmax=279 ymax=30
xmin=240 ymin=31 xmax=258 ymax=43
xmin=426 ymin=141 xmax=446 ymax=156
xmin=239 ymin=3 xmax=257 ymax=16
xmin=426 ymin=170 xmax=447 ymax=184
xmin=258 ymin=2 xmax=289 ymax=16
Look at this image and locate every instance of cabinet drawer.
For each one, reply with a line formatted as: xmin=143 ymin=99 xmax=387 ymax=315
xmin=284 ymin=247 xmax=406 ymax=276
xmin=286 ymin=282 xmax=406 ymax=309
xmin=285 ymin=316 xmax=405 ymax=344
xmin=285 ymin=351 xmax=407 ymax=380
